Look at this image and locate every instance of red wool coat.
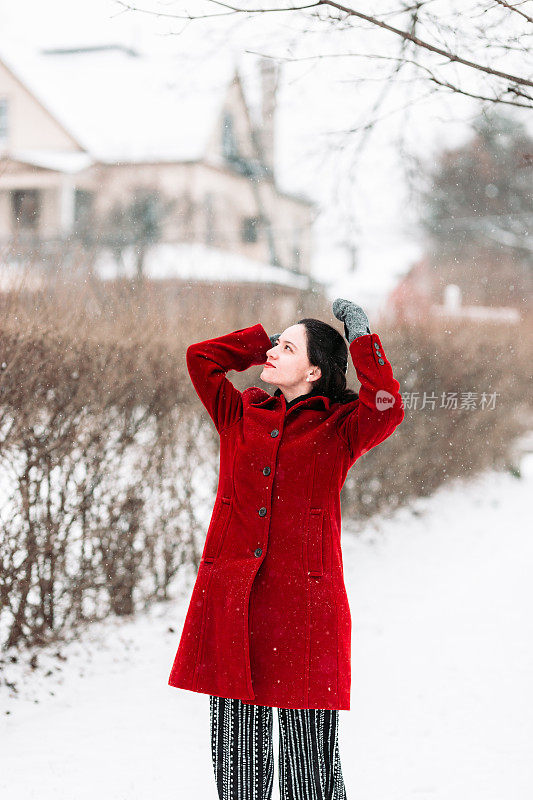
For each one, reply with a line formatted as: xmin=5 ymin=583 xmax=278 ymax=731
xmin=168 ymin=323 xmax=404 ymax=710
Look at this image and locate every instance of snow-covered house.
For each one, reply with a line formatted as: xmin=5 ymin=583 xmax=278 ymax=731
xmin=386 ymin=254 xmax=525 ymax=325
xmin=0 ymin=41 xmax=315 ymax=290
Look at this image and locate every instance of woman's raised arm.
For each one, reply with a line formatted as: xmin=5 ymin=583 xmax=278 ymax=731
xmin=335 ymin=331 xmax=404 ymax=461
xmin=186 ymin=323 xmax=272 ymax=434
xmin=332 ymin=299 xmax=404 ymax=462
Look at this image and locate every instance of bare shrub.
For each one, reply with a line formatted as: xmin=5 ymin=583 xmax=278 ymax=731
xmin=341 ymin=313 xmax=532 ymax=522
xmin=0 ymin=272 xmax=529 ymax=651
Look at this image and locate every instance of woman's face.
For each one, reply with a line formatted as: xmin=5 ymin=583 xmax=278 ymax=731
xmin=260 ymin=323 xmax=321 ymax=396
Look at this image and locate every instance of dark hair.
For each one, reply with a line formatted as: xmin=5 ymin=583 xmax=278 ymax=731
xmin=297 ymin=318 xmax=358 ymax=405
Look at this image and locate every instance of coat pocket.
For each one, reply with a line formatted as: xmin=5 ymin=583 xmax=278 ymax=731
xmin=307 ymin=507 xmax=324 ymax=577
xmin=203 ymin=497 xmax=232 ymax=563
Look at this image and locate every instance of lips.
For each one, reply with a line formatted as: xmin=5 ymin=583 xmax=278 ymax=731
xmin=264 ymin=361 xmax=275 ymax=368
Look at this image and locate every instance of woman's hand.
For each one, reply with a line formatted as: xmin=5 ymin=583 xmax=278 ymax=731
xmin=332 ymin=299 xmax=371 ymax=343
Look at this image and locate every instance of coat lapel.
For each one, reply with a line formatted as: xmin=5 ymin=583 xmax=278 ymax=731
xmin=273 ymin=386 xmax=332 ymax=412
xmin=247 ymin=387 xmax=331 ymax=411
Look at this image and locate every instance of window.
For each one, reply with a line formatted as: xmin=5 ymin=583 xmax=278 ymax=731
xmin=179 ymin=191 xmax=195 ymax=241
xmin=292 ymin=227 xmax=303 ymax=270
xmin=242 ymin=216 xmax=260 ymax=243
xmin=292 ymin=245 xmax=301 ymax=270
xmin=74 ymin=189 xmax=94 ymax=231
xmin=222 ymin=111 xmax=238 ymax=160
xmin=0 ymin=97 xmax=8 ymax=140
xmin=11 ymin=189 xmax=41 ymax=230
xmin=204 ymin=193 xmax=216 ymax=244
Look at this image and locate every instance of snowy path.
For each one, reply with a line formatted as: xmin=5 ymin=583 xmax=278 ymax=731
xmin=2 ymin=455 xmax=532 ymax=800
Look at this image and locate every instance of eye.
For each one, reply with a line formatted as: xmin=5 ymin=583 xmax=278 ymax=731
xmin=284 ymin=344 xmax=292 ymax=351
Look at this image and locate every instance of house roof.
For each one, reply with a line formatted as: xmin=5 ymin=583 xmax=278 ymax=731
xmin=0 ymin=41 xmax=240 ymax=164
xmin=6 ymin=151 xmax=94 ymax=173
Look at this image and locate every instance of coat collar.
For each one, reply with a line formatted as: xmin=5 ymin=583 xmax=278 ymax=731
xmin=248 ymin=386 xmax=332 ymax=411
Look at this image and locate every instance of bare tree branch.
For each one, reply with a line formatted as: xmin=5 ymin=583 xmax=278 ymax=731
xmin=113 ymin=0 xmax=322 ymax=20
xmin=114 ymin=1 xmax=533 ymax=96
xmin=317 ymin=0 xmax=533 ymax=89
xmin=245 ymin=46 xmax=532 ymax=110
xmin=424 ymin=73 xmax=533 ymax=108
xmin=109 ymin=0 xmax=533 ymax=255
xmin=493 ymin=0 xmax=533 ymax=24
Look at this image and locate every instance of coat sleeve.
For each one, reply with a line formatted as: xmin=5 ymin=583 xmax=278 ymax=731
xmin=335 ymin=332 xmax=405 ymax=462
xmin=186 ymin=323 xmax=273 ymax=434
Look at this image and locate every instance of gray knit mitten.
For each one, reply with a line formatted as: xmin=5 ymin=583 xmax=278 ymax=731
xmin=269 ymin=333 xmax=281 ymax=347
xmin=332 ymin=298 xmax=370 ymax=343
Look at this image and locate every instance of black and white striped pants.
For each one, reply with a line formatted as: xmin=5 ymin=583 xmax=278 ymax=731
xmin=209 ymin=694 xmax=348 ymax=800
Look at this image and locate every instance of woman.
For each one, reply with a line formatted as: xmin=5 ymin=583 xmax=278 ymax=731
xmin=168 ymin=298 xmax=404 ymax=800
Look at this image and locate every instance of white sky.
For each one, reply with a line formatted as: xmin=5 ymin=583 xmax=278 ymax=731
xmin=1 ymin=0 xmax=531 ymax=307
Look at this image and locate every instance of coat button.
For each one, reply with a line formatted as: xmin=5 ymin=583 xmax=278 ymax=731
xmin=374 ymin=342 xmax=380 ymax=349
xmin=258 ymin=507 xmax=267 ymax=516
xmin=254 ymin=547 xmax=262 ymax=557
xmin=270 ymin=429 xmax=279 ymax=437
xmin=263 ymin=466 xmax=271 ymax=476
xmin=378 ymin=358 xmax=385 ymax=365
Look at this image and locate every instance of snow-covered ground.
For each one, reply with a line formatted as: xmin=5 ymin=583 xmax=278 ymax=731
xmin=2 ymin=454 xmax=532 ymax=800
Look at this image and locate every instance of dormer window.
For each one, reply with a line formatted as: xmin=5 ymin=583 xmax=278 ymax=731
xmin=222 ymin=111 xmax=238 ymax=160
xmin=0 ymin=97 xmax=8 ymax=140
xmin=242 ymin=216 xmax=260 ymax=243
